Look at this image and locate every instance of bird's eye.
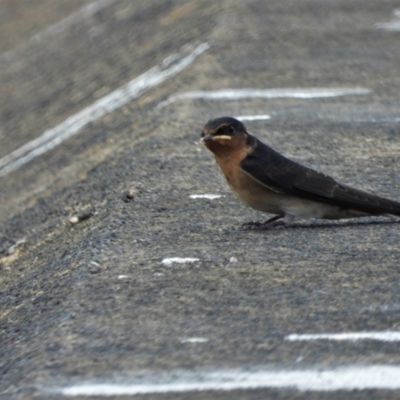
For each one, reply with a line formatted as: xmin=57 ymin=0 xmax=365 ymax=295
xmin=227 ymin=125 xmax=234 ymax=134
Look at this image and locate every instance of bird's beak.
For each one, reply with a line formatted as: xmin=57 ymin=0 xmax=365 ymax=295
xmin=201 ymin=134 xmax=232 ymax=142
xmin=201 ymin=134 xmax=213 ymax=142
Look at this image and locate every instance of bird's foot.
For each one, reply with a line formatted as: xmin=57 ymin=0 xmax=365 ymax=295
xmin=242 ymin=216 xmax=285 ymax=231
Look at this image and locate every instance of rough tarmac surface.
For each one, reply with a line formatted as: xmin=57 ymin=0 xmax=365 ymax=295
xmin=1 ymin=0 xmax=400 ymax=398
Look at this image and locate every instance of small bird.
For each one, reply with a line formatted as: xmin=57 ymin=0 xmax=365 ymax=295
xmin=201 ymin=116 xmax=400 ymax=229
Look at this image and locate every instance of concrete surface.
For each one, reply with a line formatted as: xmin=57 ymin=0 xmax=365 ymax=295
xmin=1 ymin=0 xmax=400 ymax=398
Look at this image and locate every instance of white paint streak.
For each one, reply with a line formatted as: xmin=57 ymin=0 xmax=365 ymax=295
xmin=236 ymin=115 xmax=271 ymax=121
xmin=30 ymin=0 xmax=116 ymax=44
xmin=286 ymin=331 xmax=400 ymax=342
xmin=57 ymin=366 xmax=400 ymax=396
xmin=0 ymin=42 xmax=210 ymax=178
xmin=117 ymin=275 xmax=128 ymax=279
xmin=353 ymin=117 xmax=400 ymax=123
xmin=181 ymin=338 xmax=209 ymax=343
xmin=161 ymin=258 xmax=199 ymax=265
xmin=158 ymin=88 xmax=372 ymax=108
xmin=189 ymin=194 xmax=224 ymax=199
xmin=376 ymin=21 xmax=400 ymax=30
xmin=1 ymin=0 xmax=116 ymax=61
xmin=376 ymin=9 xmax=400 ymax=31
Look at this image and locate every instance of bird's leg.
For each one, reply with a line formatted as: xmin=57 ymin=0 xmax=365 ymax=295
xmin=242 ymin=215 xmax=285 ymax=230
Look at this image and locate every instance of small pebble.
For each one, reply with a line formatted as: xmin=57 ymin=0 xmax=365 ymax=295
xmin=121 ymin=190 xmax=135 ymax=203
xmin=7 ymin=239 xmax=26 ymax=255
xmin=87 ymin=260 xmax=101 ymax=274
xmin=69 ymin=212 xmax=93 ymax=224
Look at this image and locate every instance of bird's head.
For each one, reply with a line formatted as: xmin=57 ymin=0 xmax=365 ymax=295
xmin=200 ymin=117 xmax=249 ymax=155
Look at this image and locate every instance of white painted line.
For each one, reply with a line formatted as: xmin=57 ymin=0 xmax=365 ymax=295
xmin=376 ymin=9 xmax=400 ymax=31
xmin=1 ymin=0 xmax=117 ymax=62
xmin=157 ymin=88 xmax=372 ymax=108
xmin=286 ymin=331 xmax=400 ymax=342
xmin=189 ymin=194 xmax=224 ymax=199
xmin=181 ymin=337 xmax=209 ymax=343
xmin=376 ymin=21 xmax=400 ymax=30
xmin=353 ymin=117 xmax=400 ymax=123
xmin=55 ymin=365 xmax=400 ymax=396
xmin=0 ymin=42 xmax=210 ymax=178
xmin=236 ymin=115 xmax=271 ymax=121
xmin=161 ymin=258 xmax=200 ymax=265
xmin=117 ymin=275 xmax=128 ymax=279
xmin=30 ymin=0 xmax=117 ymax=44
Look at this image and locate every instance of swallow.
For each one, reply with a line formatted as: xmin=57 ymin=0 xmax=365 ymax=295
xmin=200 ymin=116 xmax=400 ymax=229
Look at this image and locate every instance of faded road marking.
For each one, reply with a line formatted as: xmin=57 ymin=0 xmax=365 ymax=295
xmin=161 ymin=258 xmax=200 ymax=265
xmin=236 ymin=115 xmax=271 ymax=121
xmin=30 ymin=0 xmax=117 ymax=44
xmin=1 ymin=0 xmax=117 ymax=62
xmin=55 ymin=365 xmax=400 ymax=396
xmin=190 ymin=194 xmax=224 ymax=199
xmin=181 ymin=337 xmax=209 ymax=343
xmin=0 ymin=42 xmax=210 ymax=178
xmin=286 ymin=331 xmax=400 ymax=342
xmin=376 ymin=9 xmax=400 ymax=31
xmin=157 ymin=88 xmax=372 ymax=108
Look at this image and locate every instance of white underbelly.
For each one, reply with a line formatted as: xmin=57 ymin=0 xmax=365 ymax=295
xmin=231 ymin=183 xmax=369 ymax=220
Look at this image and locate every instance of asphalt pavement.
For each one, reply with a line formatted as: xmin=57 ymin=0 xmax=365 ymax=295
xmin=1 ymin=0 xmax=400 ymax=398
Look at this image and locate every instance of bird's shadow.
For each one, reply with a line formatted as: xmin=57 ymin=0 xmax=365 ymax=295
xmin=241 ymin=218 xmax=400 ymax=232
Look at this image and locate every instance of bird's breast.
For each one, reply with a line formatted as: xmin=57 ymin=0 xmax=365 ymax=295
xmin=214 ymin=154 xmax=283 ymax=214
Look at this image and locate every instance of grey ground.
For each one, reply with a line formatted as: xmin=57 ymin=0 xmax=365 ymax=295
xmin=1 ymin=0 xmax=400 ymax=398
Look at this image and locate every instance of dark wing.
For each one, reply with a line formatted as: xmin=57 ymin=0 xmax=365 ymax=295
xmin=240 ymin=138 xmax=400 ymax=215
